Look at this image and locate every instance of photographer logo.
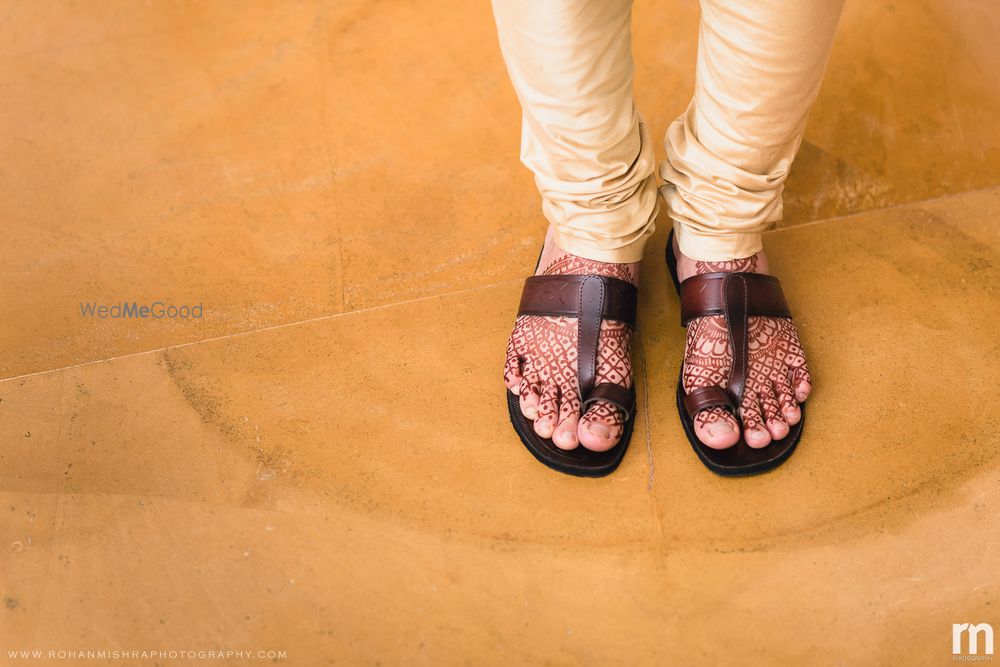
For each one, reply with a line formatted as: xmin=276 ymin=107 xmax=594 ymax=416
xmin=953 ymin=623 xmax=994 ymax=660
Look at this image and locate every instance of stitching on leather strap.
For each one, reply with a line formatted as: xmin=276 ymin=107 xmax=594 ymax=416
xmin=739 ymin=276 xmax=749 ymax=403
xmin=721 ymin=274 xmax=750 ymax=407
xmin=575 ymin=276 xmax=604 ymax=403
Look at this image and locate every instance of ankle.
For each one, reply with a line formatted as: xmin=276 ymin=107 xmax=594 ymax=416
xmin=673 ymin=235 xmax=770 ymax=282
xmin=540 ymin=231 xmax=640 ymax=284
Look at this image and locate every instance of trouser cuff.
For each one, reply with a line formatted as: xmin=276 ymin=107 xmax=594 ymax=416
xmin=672 ymin=221 xmax=763 ymax=262
xmin=553 ymin=222 xmax=652 ymax=263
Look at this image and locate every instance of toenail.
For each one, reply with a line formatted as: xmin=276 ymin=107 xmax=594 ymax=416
xmin=750 ymin=430 xmax=768 ymax=442
xmin=586 ymin=421 xmax=611 ymax=439
xmin=708 ymin=422 xmax=734 ymax=436
xmin=558 ymin=431 xmax=577 ymax=446
xmin=523 ymin=407 xmax=537 ymax=419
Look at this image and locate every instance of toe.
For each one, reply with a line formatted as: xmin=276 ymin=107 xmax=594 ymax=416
xmin=693 ymin=407 xmax=740 ymax=450
xmin=740 ymin=390 xmax=772 ymax=449
xmin=553 ymin=414 xmax=580 ymax=451
xmin=503 ymin=333 xmax=523 ymax=392
xmin=552 ymin=386 xmax=581 ymax=450
xmin=791 ymin=364 xmax=812 ymax=403
xmin=577 ymin=401 xmax=623 ymax=452
xmin=518 ymin=375 xmax=541 ymax=420
xmin=682 ymin=318 xmax=739 ymax=449
xmin=760 ymin=385 xmax=789 ymax=440
xmin=773 ymin=376 xmax=801 ymax=425
xmin=533 ymin=384 xmax=559 ymax=439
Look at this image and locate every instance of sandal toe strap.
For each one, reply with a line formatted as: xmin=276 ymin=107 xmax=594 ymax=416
xmin=583 ymin=382 xmax=636 ymax=422
xmin=683 ymin=385 xmax=736 ymax=420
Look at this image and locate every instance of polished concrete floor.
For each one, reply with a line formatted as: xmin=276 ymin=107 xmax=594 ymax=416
xmin=1 ymin=1 xmax=999 ymax=665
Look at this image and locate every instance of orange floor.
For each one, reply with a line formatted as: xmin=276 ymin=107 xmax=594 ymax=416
xmin=2 ymin=1 xmax=999 ymax=665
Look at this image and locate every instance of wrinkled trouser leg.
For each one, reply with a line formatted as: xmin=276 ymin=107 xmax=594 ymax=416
xmin=661 ymin=0 xmax=846 ymax=261
xmin=491 ymin=0 xmax=658 ymax=263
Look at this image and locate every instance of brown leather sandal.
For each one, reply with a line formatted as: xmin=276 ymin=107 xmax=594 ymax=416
xmin=665 ymin=231 xmax=805 ymax=475
xmin=506 ymin=269 xmax=638 ymax=477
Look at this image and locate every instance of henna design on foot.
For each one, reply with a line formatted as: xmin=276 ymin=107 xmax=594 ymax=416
xmin=695 ymin=256 xmax=758 ymax=275
xmin=681 ymin=252 xmax=811 ymax=448
xmin=503 ymin=251 xmax=636 ymax=448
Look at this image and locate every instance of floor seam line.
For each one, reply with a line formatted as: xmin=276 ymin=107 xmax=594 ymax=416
xmin=637 ymin=331 xmax=656 ymax=492
xmin=766 ymin=184 xmax=999 ymax=235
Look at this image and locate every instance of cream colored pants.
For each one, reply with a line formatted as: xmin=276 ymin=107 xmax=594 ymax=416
xmin=492 ymin=0 xmax=845 ymax=262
